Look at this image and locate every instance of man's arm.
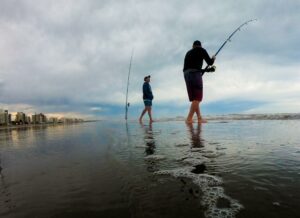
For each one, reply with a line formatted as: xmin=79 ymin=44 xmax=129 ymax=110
xmin=144 ymin=83 xmax=153 ymax=100
xmin=203 ymin=49 xmax=215 ymax=65
xmin=148 ymin=84 xmax=153 ymax=100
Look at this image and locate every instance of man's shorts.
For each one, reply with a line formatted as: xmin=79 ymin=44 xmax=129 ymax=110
xmin=184 ymin=70 xmax=203 ymax=102
xmin=143 ymin=99 xmax=152 ymax=106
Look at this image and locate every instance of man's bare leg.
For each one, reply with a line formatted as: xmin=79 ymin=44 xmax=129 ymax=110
xmin=186 ymin=101 xmax=198 ymax=123
xmin=195 ymin=102 xmax=207 ymax=123
xmin=186 ymin=104 xmax=194 ymax=123
xmin=147 ymin=106 xmax=153 ymax=122
xmin=139 ymin=108 xmax=147 ymax=122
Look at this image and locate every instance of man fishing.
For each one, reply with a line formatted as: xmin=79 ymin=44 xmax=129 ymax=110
xmin=183 ymin=40 xmax=215 ymax=123
xmin=139 ymin=75 xmax=154 ymax=123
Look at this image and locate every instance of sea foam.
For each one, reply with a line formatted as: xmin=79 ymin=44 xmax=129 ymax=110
xmin=144 ymin=155 xmax=166 ymax=161
xmin=155 ymin=167 xmax=243 ymax=218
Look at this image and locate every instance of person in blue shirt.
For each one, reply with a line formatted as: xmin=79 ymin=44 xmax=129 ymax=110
xmin=139 ymin=75 xmax=154 ymax=123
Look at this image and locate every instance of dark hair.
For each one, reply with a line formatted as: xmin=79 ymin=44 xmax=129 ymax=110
xmin=193 ymin=40 xmax=201 ymax=46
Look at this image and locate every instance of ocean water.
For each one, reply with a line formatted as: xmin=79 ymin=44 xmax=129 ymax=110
xmin=0 ymin=119 xmax=299 ymax=218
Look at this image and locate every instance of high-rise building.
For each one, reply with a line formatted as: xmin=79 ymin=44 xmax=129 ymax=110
xmin=32 ymin=113 xmax=47 ymax=124
xmin=4 ymin=110 xmax=9 ymax=124
xmin=8 ymin=114 xmax=12 ymax=124
xmin=25 ymin=116 xmax=31 ymax=124
xmin=48 ymin=117 xmax=58 ymax=123
xmin=15 ymin=112 xmax=26 ymax=124
xmin=0 ymin=109 xmax=9 ymax=125
xmin=32 ymin=114 xmax=37 ymax=124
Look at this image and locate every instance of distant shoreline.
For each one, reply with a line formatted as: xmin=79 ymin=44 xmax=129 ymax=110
xmin=0 ymin=121 xmax=97 ymax=131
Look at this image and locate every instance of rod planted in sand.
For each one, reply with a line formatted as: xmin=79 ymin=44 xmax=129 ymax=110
xmin=125 ymin=49 xmax=134 ymax=121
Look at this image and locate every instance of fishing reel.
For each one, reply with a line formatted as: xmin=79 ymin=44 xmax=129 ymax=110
xmin=204 ymin=65 xmax=216 ymax=73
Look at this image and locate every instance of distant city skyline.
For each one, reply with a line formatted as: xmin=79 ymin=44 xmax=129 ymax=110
xmin=1 ymin=0 xmax=299 ymax=119
xmin=0 ymin=108 xmax=84 ymax=126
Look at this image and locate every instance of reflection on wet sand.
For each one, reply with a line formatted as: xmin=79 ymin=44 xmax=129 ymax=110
xmin=0 ymin=154 xmax=15 ymax=214
xmin=0 ymin=125 xmax=49 ymax=149
xmin=140 ymin=121 xmax=159 ymax=172
xmin=140 ymin=121 xmax=156 ymax=155
xmin=0 ymin=120 xmax=299 ymax=218
xmin=186 ymin=123 xmax=203 ymax=148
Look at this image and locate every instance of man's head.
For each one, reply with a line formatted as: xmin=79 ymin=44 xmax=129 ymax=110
xmin=193 ymin=40 xmax=202 ymax=48
xmin=144 ymin=75 xmax=151 ymax=82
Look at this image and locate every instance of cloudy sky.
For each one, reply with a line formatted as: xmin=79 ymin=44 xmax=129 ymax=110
xmin=0 ymin=0 xmax=299 ymax=119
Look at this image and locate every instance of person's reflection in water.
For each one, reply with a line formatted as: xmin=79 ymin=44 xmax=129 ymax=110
xmin=186 ymin=122 xmax=204 ymax=148
xmin=140 ymin=121 xmax=156 ymax=155
xmin=140 ymin=121 xmax=157 ymax=172
xmin=0 ymin=154 xmax=14 ymax=210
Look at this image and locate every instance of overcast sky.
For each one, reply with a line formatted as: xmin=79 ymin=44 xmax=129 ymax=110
xmin=0 ymin=0 xmax=299 ymax=119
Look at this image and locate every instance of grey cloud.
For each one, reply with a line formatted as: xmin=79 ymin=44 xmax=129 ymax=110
xmin=0 ymin=0 xmax=299 ymax=116
xmin=0 ymin=80 xmax=4 ymax=96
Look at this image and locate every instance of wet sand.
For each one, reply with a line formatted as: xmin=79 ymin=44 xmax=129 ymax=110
xmin=0 ymin=119 xmax=299 ymax=218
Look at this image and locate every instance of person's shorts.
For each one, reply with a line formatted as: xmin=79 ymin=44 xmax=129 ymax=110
xmin=143 ymin=99 xmax=152 ymax=107
xmin=184 ymin=70 xmax=203 ymax=102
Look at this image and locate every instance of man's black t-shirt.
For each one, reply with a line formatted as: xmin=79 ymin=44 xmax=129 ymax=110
xmin=143 ymin=82 xmax=153 ymax=100
xmin=183 ymin=47 xmax=214 ymax=72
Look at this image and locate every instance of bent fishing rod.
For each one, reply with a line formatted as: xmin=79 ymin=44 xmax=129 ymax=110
xmin=125 ymin=49 xmax=134 ymax=121
xmin=202 ymin=19 xmax=257 ymax=75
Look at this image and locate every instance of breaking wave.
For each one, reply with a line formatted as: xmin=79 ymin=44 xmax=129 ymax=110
xmin=155 ymin=113 xmax=300 ymax=122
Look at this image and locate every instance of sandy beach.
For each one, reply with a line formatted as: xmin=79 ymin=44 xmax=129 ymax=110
xmin=0 ymin=118 xmax=299 ymax=218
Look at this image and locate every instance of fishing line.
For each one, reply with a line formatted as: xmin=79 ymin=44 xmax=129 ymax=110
xmin=202 ymin=19 xmax=257 ymax=75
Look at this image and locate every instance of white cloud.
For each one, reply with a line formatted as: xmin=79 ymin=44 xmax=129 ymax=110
xmin=0 ymin=0 xmax=299 ymax=117
xmin=245 ymin=100 xmax=300 ymax=114
xmin=89 ymin=107 xmax=102 ymax=112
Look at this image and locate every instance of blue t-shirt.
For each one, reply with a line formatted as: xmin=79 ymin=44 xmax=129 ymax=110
xmin=143 ymin=82 xmax=153 ymax=100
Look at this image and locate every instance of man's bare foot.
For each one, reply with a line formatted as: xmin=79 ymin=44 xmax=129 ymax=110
xmin=185 ymin=119 xmax=193 ymax=124
xmin=198 ymin=118 xmax=207 ymax=123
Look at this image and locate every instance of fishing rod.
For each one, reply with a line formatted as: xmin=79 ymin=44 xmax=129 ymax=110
xmin=125 ymin=49 xmax=134 ymax=121
xmin=202 ymin=19 xmax=257 ymax=75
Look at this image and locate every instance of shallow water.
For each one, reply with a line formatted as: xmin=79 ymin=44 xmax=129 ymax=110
xmin=0 ymin=120 xmax=299 ymax=218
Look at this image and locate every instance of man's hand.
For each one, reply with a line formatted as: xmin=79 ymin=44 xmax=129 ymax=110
xmin=212 ymin=55 xmax=216 ymax=60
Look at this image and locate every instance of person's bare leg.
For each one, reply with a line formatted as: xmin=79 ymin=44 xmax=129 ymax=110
xmin=186 ymin=103 xmax=194 ymax=123
xmin=139 ymin=108 xmax=147 ymax=122
xmin=147 ymin=106 xmax=153 ymax=122
xmin=195 ymin=101 xmax=200 ymax=119
xmin=196 ymin=102 xmax=207 ymax=123
xmin=186 ymin=101 xmax=197 ymax=123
